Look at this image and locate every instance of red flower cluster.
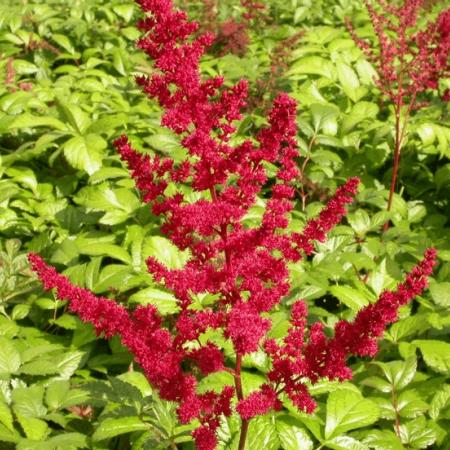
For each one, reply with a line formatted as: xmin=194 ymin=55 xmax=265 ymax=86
xmin=240 ymin=0 xmax=269 ymax=24
xmin=196 ymin=0 xmax=258 ymax=57
xmin=196 ymin=0 xmax=269 ymax=57
xmin=347 ymin=0 xmax=450 ymax=107
xmin=29 ymin=1 xmax=438 ymax=449
xmin=260 ymin=248 xmax=437 ymax=417
xmin=214 ymin=20 xmax=250 ymax=56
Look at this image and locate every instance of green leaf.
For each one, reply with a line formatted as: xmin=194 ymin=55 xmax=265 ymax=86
xmin=363 ymin=430 xmax=404 ymax=450
xmin=85 ymin=257 xmax=102 ymax=290
xmin=310 ymin=103 xmax=339 ymax=133
xmin=0 ymin=422 xmax=19 ymax=443
xmin=370 ymin=396 xmax=395 ymax=420
xmin=12 ymin=385 xmax=47 ymax=418
xmin=9 ymin=114 xmax=67 ymax=131
xmin=144 ymin=236 xmax=189 ymax=269
xmin=329 ymin=285 xmax=369 ymax=310
xmin=108 ymin=376 xmax=143 ymax=404
xmin=5 ymin=167 xmax=37 ymax=192
xmin=0 ymin=337 xmax=21 ymax=376
xmin=129 ymin=288 xmax=180 ymax=315
xmin=89 ymin=167 xmax=129 ymax=184
xmin=45 ymin=380 xmax=70 ymax=411
xmin=197 ymin=372 xmax=234 ymax=394
xmin=434 ymin=164 xmax=450 ymax=191
xmin=407 ymin=202 xmax=426 ymax=224
xmin=52 ymin=34 xmax=75 ymax=53
xmin=433 ymin=124 xmax=450 ymax=158
xmin=13 ymin=60 xmax=38 ymax=74
xmin=79 ymin=243 xmax=131 ymax=265
xmin=54 ymin=351 xmax=84 ymax=379
xmin=289 ymin=56 xmax=335 ymax=79
xmin=399 ymin=417 xmax=437 ymax=449
xmin=374 ymin=357 xmax=417 ymax=391
xmin=324 ymin=435 xmax=368 ymax=450
xmin=429 ymin=282 xmax=450 ymax=307
xmin=92 ymin=416 xmax=148 ymax=442
xmin=75 ymin=185 xmax=139 ymax=224
xmin=413 ymin=340 xmax=450 ymax=375
xmin=0 ymin=400 xmax=13 ymax=431
xmin=386 ymin=315 xmax=429 ymax=342
xmin=325 ymin=389 xmax=379 ymax=438
xmin=342 ymin=101 xmax=379 ymax=133
xmin=347 ymin=209 xmax=371 ymax=236
xmin=361 ymin=376 xmax=392 ymax=393
xmin=397 ymin=390 xmax=428 ymax=419
xmin=63 ymin=134 xmax=105 ymax=175
xmin=275 ymin=414 xmax=313 ymax=450
xmin=19 ymin=359 xmax=60 ymax=376
xmin=336 ymin=61 xmax=361 ymax=102
xmin=51 ymin=314 xmax=78 ymax=330
xmin=416 ymin=123 xmax=436 ymax=146
xmin=118 ymin=372 xmax=152 ymax=397
xmin=244 ymin=414 xmax=280 ymax=450
xmin=429 ymin=384 xmax=450 ymax=420
xmin=20 ymin=344 xmax=63 ymax=364
xmin=16 ymin=414 xmax=49 ymax=441
xmin=56 ymin=102 xmax=90 ymax=134
xmin=111 ymin=48 xmax=129 ymax=76
xmin=147 ymin=395 xmax=178 ymax=438
xmin=355 ymin=59 xmax=377 ymax=85
xmin=368 ymin=258 xmax=394 ymax=296
xmin=113 ymin=4 xmax=135 ymax=21
xmin=146 ymin=131 xmax=182 ymax=154
xmin=92 ymin=264 xmax=133 ymax=293
xmin=11 ymin=304 xmax=31 ymax=321
xmin=37 ymin=432 xmax=88 ymax=448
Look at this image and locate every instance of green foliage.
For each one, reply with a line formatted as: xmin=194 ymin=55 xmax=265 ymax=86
xmin=0 ymin=0 xmax=449 ymax=448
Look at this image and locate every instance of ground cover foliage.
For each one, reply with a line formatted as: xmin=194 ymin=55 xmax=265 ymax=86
xmin=0 ymin=0 xmax=449 ymax=449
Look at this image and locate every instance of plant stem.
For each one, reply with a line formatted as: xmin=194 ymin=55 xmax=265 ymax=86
xmin=298 ymin=134 xmax=315 ymax=211
xmin=391 ymin=384 xmax=401 ymax=438
xmin=235 ymin=354 xmax=244 ymax=400
xmin=384 ymin=83 xmax=415 ymax=231
xmin=238 ymin=419 xmax=249 ymax=450
xmin=384 ymin=104 xmax=402 ymax=230
xmin=235 ymin=354 xmax=249 ymax=450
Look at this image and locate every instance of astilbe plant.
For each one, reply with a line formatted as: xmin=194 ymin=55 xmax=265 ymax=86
xmin=199 ymin=0 xmax=249 ymax=57
xmin=196 ymin=0 xmax=268 ymax=56
xmin=346 ymin=0 xmax=450 ymax=226
xmin=29 ymin=1 xmax=438 ymax=449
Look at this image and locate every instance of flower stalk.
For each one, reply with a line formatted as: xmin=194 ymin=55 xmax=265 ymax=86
xmin=347 ymin=1 xmax=450 ymax=227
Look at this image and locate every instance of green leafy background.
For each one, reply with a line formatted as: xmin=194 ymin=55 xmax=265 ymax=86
xmin=0 ymin=0 xmax=449 ymax=448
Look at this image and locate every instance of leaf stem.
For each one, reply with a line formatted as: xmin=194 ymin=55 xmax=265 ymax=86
xmin=391 ymin=384 xmax=401 ymax=438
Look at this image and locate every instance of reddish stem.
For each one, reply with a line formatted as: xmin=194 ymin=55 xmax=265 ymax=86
xmin=384 ymin=107 xmax=402 ymax=224
xmin=384 ymin=99 xmax=414 ymax=231
xmin=235 ymin=354 xmax=249 ymax=450
xmin=238 ymin=419 xmax=249 ymax=450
